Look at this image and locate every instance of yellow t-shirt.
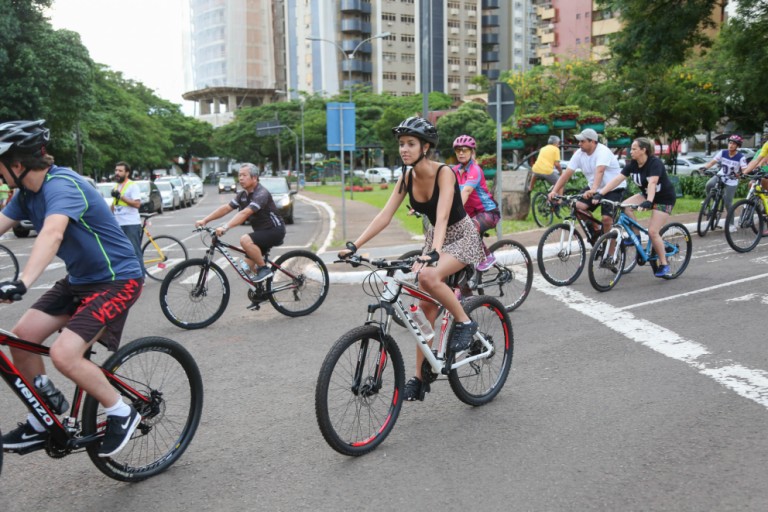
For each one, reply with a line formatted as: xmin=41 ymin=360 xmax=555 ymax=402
xmin=532 ymin=144 xmax=561 ymax=175
xmin=758 ymin=141 xmax=768 ymax=159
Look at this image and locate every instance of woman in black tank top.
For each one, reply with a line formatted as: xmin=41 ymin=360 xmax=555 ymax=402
xmin=338 ymin=117 xmax=483 ymax=402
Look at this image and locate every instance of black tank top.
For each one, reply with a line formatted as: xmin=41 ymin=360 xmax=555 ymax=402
xmin=406 ymin=164 xmax=467 ymax=227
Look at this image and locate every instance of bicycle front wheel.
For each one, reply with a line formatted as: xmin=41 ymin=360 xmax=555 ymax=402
xmin=531 ymin=192 xmax=554 ymax=227
xmin=83 ymin=337 xmax=203 ymax=482
xmin=658 ymin=222 xmax=692 ymax=279
xmin=588 ymin=231 xmax=625 ymax=292
xmin=697 ymin=192 xmax=717 ymax=237
xmin=159 ymin=258 xmax=230 ymax=329
xmin=621 ymin=240 xmax=638 ymax=275
xmin=268 ymin=250 xmax=329 ymax=317
xmin=537 ymin=224 xmax=586 ymax=286
xmin=725 ymin=199 xmax=763 ymax=253
xmin=479 ymin=239 xmax=532 ymax=312
xmin=315 ymin=325 xmax=405 ymax=456
xmin=142 ymin=235 xmax=188 ymax=282
xmin=448 ymin=295 xmax=513 ymax=406
xmin=0 ymin=243 xmax=19 ymax=282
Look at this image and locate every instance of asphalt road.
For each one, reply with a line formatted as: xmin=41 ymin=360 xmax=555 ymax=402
xmin=2 ymin=187 xmax=768 ymax=511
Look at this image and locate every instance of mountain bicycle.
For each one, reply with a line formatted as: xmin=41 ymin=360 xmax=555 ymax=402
xmin=0 ymin=243 xmax=19 ymax=283
xmin=587 ymin=200 xmax=692 ymax=292
xmin=315 ymin=255 xmax=513 ymax=456
xmin=724 ymin=171 xmax=768 ymax=253
xmin=140 ymin=213 xmax=188 ymax=282
xmin=527 ymin=171 xmax=580 ymax=227
xmin=697 ymin=169 xmax=730 ymax=237
xmin=537 ymin=194 xmax=637 ymax=286
xmin=1 ymin=330 xmax=203 ymax=481
xmin=159 ymin=226 xmax=329 ymax=329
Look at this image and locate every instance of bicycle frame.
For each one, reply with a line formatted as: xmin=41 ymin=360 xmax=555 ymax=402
xmin=552 ymin=195 xmax=603 ymax=251
xmin=602 ymin=205 xmax=680 ymax=265
xmin=0 ymin=330 xmax=150 ymax=453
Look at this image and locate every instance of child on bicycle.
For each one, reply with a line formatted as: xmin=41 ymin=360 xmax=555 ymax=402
xmin=338 ymin=117 xmax=484 ymax=402
xmin=0 ymin=120 xmax=145 ymax=457
xmin=700 ymin=135 xmax=748 ymax=214
xmin=451 ymin=134 xmax=500 ymax=271
xmin=593 ymin=137 xmax=677 ymax=277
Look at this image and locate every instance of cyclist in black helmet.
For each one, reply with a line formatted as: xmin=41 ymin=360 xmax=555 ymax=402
xmin=0 ymin=120 xmax=144 ymax=458
xmin=338 ymin=116 xmax=484 ymax=402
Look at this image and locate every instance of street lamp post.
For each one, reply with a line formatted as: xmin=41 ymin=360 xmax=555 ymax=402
xmin=307 ymin=32 xmax=391 ymax=202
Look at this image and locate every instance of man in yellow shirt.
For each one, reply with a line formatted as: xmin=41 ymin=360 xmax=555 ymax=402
xmin=529 ymin=135 xmax=563 ymax=192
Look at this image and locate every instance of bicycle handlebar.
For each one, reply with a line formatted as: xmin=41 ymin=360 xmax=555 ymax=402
xmin=335 ymin=254 xmax=417 ymax=272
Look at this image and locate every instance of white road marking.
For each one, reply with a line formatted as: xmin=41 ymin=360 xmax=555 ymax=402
xmin=533 ymin=275 xmax=768 ymax=409
xmin=726 ymin=293 xmax=768 ymax=305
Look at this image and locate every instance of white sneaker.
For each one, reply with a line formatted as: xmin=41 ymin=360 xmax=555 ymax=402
xmin=476 ymin=254 xmax=496 ymax=272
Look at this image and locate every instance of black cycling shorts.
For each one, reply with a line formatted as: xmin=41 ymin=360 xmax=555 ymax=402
xmin=247 ymin=225 xmax=286 ymax=254
xmin=577 ymin=187 xmax=625 ymax=219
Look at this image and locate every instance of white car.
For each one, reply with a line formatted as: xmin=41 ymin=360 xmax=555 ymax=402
xmin=156 ymin=180 xmax=181 ymax=210
xmin=96 ymin=183 xmax=116 ymax=207
xmin=666 ymin=155 xmax=710 ymax=176
xmin=184 ymin=173 xmax=204 ymax=198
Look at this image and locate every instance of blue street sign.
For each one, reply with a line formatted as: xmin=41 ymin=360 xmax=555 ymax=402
xmin=327 ymin=102 xmax=356 ymax=152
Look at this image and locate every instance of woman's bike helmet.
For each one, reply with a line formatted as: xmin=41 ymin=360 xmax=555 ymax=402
xmin=727 ymin=134 xmax=743 ymax=147
xmin=392 ymin=117 xmax=439 ymax=148
xmin=453 ymin=134 xmax=476 ymax=150
xmin=0 ymin=120 xmax=50 ymax=157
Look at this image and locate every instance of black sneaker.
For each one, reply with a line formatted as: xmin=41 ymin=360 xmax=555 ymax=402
xmin=449 ymin=320 xmax=478 ymax=352
xmin=2 ymin=421 xmax=48 ymax=452
xmin=253 ymin=265 xmax=273 ymax=283
xmin=98 ymin=406 xmax=141 ymax=458
xmin=600 ymin=257 xmax=619 ymax=274
xmin=403 ymin=376 xmax=429 ymax=401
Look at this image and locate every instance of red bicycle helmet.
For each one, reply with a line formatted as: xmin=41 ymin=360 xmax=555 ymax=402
xmin=453 ymin=135 xmax=476 ymax=150
xmin=727 ymin=134 xmax=743 ymax=146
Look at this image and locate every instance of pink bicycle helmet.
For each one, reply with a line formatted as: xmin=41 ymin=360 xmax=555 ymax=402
xmin=453 ymin=134 xmax=476 ymax=150
xmin=727 ymin=134 xmax=743 ymax=146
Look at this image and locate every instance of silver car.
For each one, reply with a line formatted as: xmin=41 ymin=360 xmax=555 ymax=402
xmin=156 ymin=180 xmax=181 ymax=210
xmin=185 ymin=173 xmax=204 ymax=198
xmin=156 ymin=176 xmax=192 ymax=207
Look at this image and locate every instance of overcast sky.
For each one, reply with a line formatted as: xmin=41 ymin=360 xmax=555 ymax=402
xmin=47 ymin=0 xmax=194 ymax=113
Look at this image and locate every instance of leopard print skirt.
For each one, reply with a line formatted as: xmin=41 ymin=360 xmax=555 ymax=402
xmin=423 ymin=215 xmax=484 ymax=265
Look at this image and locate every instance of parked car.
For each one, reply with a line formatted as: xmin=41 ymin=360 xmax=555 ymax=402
xmin=185 ymin=173 xmax=204 ymax=198
xmin=666 ymin=155 xmax=710 ymax=176
xmin=96 ymin=183 xmax=116 ymax=207
xmin=156 ymin=176 xmax=192 ymax=207
xmin=156 ymin=180 xmax=181 ymax=210
xmin=136 ymin=180 xmax=163 ymax=214
xmin=363 ymin=167 xmax=401 ymax=183
xmin=260 ymin=176 xmax=296 ymax=224
xmin=178 ymin=174 xmax=197 ymax=204
xmin=218 ymin=176 xmax=237 ymax=193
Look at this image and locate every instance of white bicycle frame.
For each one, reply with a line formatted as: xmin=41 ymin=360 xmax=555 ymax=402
xmin=369 ymin=274 xmax=495 ymax=375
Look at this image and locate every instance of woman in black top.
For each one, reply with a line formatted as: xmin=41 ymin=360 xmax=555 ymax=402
xmin=595 ymin=137 xmax=676 ymax=277
xmin=338 ymin=117 xmax=483 ymax=401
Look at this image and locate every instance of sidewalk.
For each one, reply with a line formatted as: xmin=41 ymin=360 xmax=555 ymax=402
xmin=299 ymin=189 xmax=699 ymax=283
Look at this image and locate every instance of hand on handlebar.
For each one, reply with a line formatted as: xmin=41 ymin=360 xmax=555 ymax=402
xmin=638 ymin=200 xmax=653 ymax=210
xmin=0 ymin=280 xmax=27 ymax=302
xmin=194 ymin=219 xmax=207 ymax=228
xmin=591 ymin=192 xmax=603 ymax=205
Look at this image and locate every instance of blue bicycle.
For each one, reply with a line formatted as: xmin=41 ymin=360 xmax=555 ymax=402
xmin=587 ymin=200 xmax=692 ymax=292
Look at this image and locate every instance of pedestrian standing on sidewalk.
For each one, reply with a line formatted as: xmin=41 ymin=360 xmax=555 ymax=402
xmin=338 ymin=117 xmax=483 ymax=402
xmin=111 ymin=162 xmax=143 ymax=264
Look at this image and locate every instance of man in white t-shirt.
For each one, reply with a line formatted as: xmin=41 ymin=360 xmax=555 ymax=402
xmin=549 ymin=128 xmax=626 ymax=237
xmin=111 ymin=162 xmax=143 ymax=264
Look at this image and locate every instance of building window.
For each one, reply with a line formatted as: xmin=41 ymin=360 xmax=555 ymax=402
xmin=576 ymin=13 xmax=581 ymax=19
xmin=402 ymin=72 xmax=415 ymax=81
xmin=401 ymin=34 xmax=414 ymax=43
xmin=383 ymin=51 xmax=396 ymax=61
xmin=401 ymin=53 xmax=415 ymax=63
xmin=383 ymin=72 xmax=397 ymax=80
xmin=382 ymin=13 xmax=396 ymax=22
xmin=383 ymin=33 xmax=396 ymax=41
xmin=400 ymin=14 xmax=414 ymax=23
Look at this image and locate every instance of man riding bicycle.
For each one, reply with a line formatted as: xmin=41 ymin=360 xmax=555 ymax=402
xmin=0 ymin=120 xmax=144 ymax=457
xmin=196 ymin=163 xmax=286 ymax=283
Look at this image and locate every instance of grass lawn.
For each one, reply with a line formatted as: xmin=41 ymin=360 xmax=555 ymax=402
xmin=305 ymin=184 xmax=704 ymax=237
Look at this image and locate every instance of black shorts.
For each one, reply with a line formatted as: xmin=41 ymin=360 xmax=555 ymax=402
xmin=247 ymin=225 xmax=286 ymax=254
xmin=31 ymin=278 xmax=143 ymax=351
xmin=577 ymin=187 xmax=626 ymax=219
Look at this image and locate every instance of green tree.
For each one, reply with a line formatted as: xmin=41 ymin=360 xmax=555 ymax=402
xmin=435 ymin=102 xmax=495 ymax=155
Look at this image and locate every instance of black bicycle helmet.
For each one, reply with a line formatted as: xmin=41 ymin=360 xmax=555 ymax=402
xmin=0 ymin=120 xmax=50 ymax=157
xmin=392 ymin=117 xmax=439 ymax=148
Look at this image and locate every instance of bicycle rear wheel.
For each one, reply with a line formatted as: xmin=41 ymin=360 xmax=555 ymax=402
xmin=448 ymin=296 xmax=513 ymax=406
xmin=315 ymin=325 xmax=405 ymax=456
xmin=479 ymin=239 xmax=532 ymax=312
xmin=142 ymin=235 xmax=188 ymax=282
xmin=725 ymin=199 xmax=763 ymax=253
xmin=159 ymin=258 xmax=230 ymax=329
xmin=697 ymin=191 xmax=717 ymax=237
xmin=588 ymin=231 xmax=625 ymax=292
xmin=537 ymin=224 xmax=586 ymax=286
xmin=83 ymin=337 xmax=203 ymax=482
xmin=0 ymin=243 xmax=19 ymax=282
xmin=657 ymin=222 xmax=692 ymax=279
xmin=268 ymin=250 xmax=329 ymax=317
xmin=531 ymin=192 xmax=554 ymax=227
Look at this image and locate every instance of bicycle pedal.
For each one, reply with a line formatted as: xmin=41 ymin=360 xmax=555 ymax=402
xmin=246 ymin=302 xmax=261 ymax=311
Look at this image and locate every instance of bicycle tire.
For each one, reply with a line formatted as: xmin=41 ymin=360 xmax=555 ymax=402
xmin=480 ymin=239 xmax=532 ymax=312
xmin=315 ymin=325 xmax=405 ymax=456
xmin=448 ymin=295 xmax=513 ymax=405
xmin=621 ymin=240 xmax=638 ymax=275
xmin=0 ymin=243 xmax=20 ymax=282
xmin=657 ymin=222 xmax=693 ymax=279
xmin=537 ymin=224 xmax=586 ymax=286
xmin=82 ymin=336 xmax=203 ymax=482
xmin=268 ymin=250 xmax=329 ymax=317
xmin=531 ymin=192 xmax=554 ymax=227
xmin=588 ymin=231 xmax=625 ymax=292
xmin=159 ymin=258 xmax=230 ymax=329
xmin=697 ymin=191 xmax=716 ymax=237
xmin=142 ymin=235 xmax=188 ymax=282
xmin=725 ymin=199 xmax=763 ymax=253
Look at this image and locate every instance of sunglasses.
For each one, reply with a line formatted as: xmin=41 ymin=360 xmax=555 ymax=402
xmin=454 ymin=147 xmax=471 ymax=154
